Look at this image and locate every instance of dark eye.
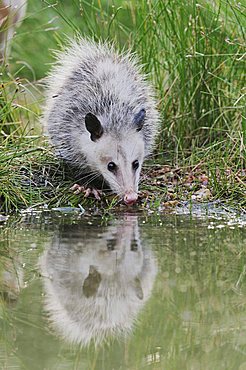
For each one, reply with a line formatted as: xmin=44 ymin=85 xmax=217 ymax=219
xmin=131 ymin=239 xmax=138 ymax=251
xmin=107 ymin=239 xmax=117 ymax=251
xmin=107 ymin=162 xmax=117 ymax=172
xmin=132 ymin=160 xmax=139 ymax=171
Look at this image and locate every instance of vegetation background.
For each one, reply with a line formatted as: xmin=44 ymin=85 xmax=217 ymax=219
xmin=0 ymin=0 xmax=245 ymax=212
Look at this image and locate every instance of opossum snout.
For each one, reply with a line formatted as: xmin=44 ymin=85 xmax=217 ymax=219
xmin=124 ymin=192 xmax=138 ymax=206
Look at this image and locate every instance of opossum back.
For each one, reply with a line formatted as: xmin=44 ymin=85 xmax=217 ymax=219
xmin=43 ymin=38 xmax=160 ymax=171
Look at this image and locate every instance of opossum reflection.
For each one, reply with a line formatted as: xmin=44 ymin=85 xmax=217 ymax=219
xmin=39 ymin=216 xmax=157 ymax=347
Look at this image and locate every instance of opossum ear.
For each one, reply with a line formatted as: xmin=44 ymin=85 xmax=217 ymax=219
xmin=85 ymin=113 xmax=104 ymax=141
xmin=133 ymin=108 xmax=146 ymax=132
xmin=83 ymin=266 xmax=102 ymax=298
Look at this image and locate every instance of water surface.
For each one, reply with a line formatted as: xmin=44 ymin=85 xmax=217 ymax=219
xmin=0 ymin=211 xmax=245 ymax=369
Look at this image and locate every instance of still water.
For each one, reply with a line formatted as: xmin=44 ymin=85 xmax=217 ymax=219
xmin=0 ymin=210 xmax=245 ymax=370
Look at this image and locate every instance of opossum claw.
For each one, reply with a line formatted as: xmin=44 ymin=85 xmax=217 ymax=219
xmin=91 ymin=188 xmax=102 ymax=200
xmin=44 ymin=39 xmax=160 ymax=201
xmin=70 ymin=184 xmax=85 ymax=195
xmin=70 ymin=184 xmax=102 ymax=200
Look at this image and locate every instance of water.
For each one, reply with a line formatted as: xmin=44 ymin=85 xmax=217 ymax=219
xmin=0 ymin=211 xmax=245 ymax=370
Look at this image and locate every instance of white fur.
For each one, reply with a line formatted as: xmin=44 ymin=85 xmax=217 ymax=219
xmin=81 ymin=129 xmax=145 ymax=195
xmin=39 ymin=216 xmax=157 ymax=347
xmin=43 ymin=40 xmax=146 ymax=122
xmin=43 ymin=38 xmax=160 ymax=197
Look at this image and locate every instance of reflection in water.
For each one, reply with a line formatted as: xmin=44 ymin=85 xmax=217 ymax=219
xmin=0 ymin=253 xmax=24 ymax=305
xmin=39 ymin=216 xmax=157 ymax=347
xmin=1 ymin=213 xmax=245 ymax=369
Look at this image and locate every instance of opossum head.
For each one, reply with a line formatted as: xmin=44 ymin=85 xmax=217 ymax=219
xmin=83 ymin=110 xmax=146 ymax=205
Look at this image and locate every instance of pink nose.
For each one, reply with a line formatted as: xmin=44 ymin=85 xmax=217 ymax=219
xmin=124 ymin=192 xmax=138 ymax=206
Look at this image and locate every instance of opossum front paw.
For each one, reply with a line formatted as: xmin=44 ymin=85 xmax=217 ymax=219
xmin=70 ymin=184 xmax=102 ymax=200
xmin=85 ymin=187 xmax=102 ymax=200
xmin=70 ymin=184 xmax=84 ymax=195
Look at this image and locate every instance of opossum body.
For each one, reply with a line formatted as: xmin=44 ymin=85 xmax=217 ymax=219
xmin=43 ymin=39 xmax=160 ymax=205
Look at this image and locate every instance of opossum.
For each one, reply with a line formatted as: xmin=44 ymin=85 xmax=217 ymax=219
xmin=43 ymin=38 xmax=160 ymax=205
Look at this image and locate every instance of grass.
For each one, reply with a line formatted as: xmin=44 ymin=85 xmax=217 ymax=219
xmin=0 ymin=0 xmax=245 ymax=213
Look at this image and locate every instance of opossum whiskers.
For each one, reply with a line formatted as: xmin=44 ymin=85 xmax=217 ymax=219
xmin=83 ymin=173 xmax=102 ymax=188
xmin=139 ymin=162 xmax=157 ymax=184
xmin=74 ymin=171 xmax=102 ymax=189
xmin=44 ymin=38 xmax=160 ymax=205
xmin=139 ymin=170 xmax=149 ymax=185
xmin=108 ymin=175 xmax=134 ymax=201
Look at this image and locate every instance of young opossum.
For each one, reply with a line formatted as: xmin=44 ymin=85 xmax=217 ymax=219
xmin=43 ymin=38 xmax=160 ymax=205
